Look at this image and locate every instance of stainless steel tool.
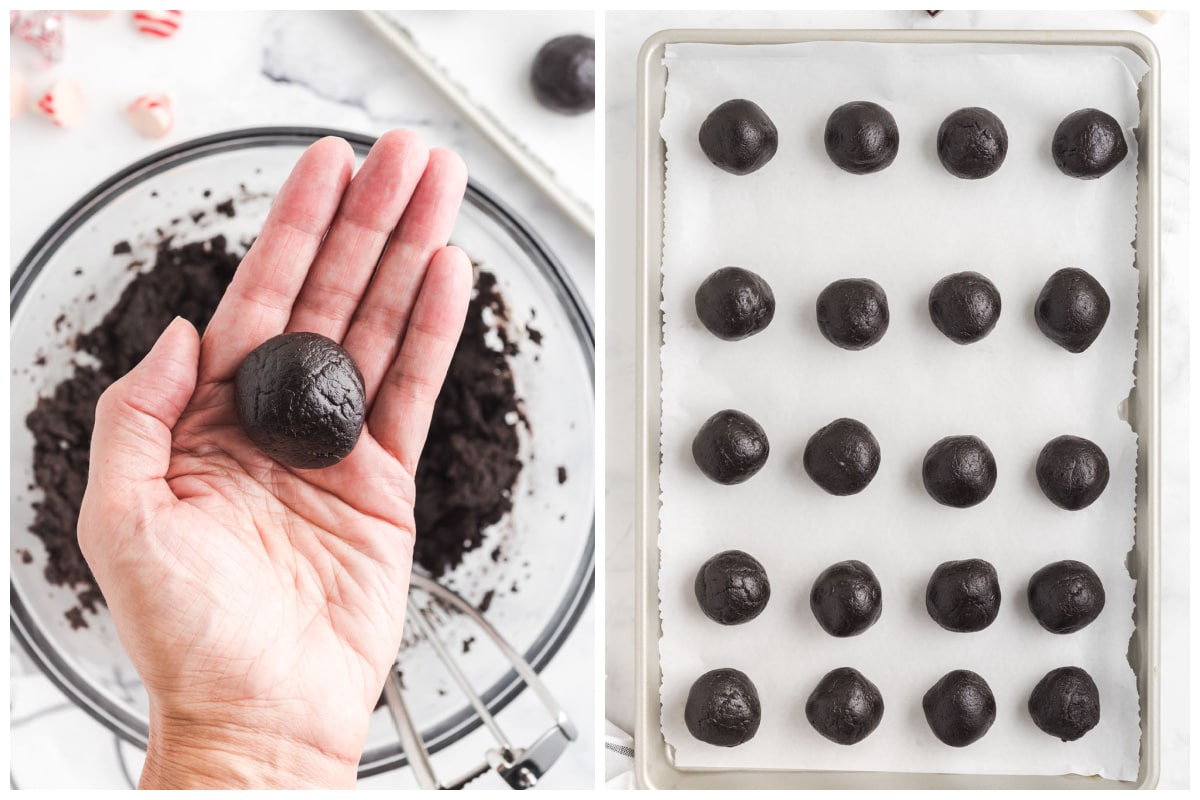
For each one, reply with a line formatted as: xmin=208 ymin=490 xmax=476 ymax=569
xmin=383 ymin=573 xmax=578 ymax=789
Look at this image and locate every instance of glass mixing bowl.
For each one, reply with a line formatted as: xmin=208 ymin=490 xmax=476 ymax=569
xmin=9 ymin=127 xmax=594 ymax=777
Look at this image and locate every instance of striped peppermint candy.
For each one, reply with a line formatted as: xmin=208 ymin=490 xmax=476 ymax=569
xmin=34 ymin=78 xmax=85 ymax=128
xmin=126 ymin=93 xmax=174 ymax=138
xmin=133 ymin=10 xmax=182 ymax=38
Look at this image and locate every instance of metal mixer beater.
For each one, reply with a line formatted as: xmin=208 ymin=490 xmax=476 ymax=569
xmin=382 ymin=573 xmax=577 ymax=789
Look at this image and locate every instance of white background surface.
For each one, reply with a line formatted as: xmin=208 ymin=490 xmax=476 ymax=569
xmin=9 ymin=9 xmax=596 ymax=790
xmin=605 ymin=9 xmax=1190 ymax=788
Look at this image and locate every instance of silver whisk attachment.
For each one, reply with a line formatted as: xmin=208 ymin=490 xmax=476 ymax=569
xmin=383 ymin=573 xmax=577 ymax=789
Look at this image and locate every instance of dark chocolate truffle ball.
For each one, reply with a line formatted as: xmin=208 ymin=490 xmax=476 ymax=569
xmin=530 ymin=35 xmax=595 ymax=114
xmin=694 ymin=267 xmax=775 ymax=340
xmin=684 ymin=668 xmax=761 ymax=747
xmin=1028 ymin=666 xmax=1101 ymax=741
xmin=926 ymin=559 xmax=1001 ymax=632
xmin=694 ymin=550 xmax=771 ymax=625
xmin=1035 ymin=435 xmax=1110 ymax=510
xmin=922 ymin=670 xmax=997 ymax=747
xmin=815 ymin=278 xmax=889 ymax=350
xmin=1052 ymin=108 xmax=1128 ymax=179
xmin=692 ymin=410 xmax=769 ymax=485
xmin=824 ymin=101 xmax=900 ymax=175
xmin=928 ymin=271 xmax=1002 ymax=344
xmin=936 ymin=107 xmax=1009 ymax=179
xmin=803 ymin=418 xmax=881 ymax=496
xmin=922 ymin=435 xmax=997 ymax=508
xmin=1034 ymin=267 xmax=1110 ymax=353
xmin=1027 ymin=560 xmax=1105 ymax=634
xmin=805 ymin=667 xmax=885 ymax=745
xmin=235 ymin=332 xmax=366 ymax=469
xmin=698 ymin=99 xmax=778 ymax=176
xmin=810 ymin=560 xmax=882 ymax=637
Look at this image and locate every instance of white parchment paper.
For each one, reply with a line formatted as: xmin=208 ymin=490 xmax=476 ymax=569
xmin=658 ymin=42 xmax=1147 ymax=779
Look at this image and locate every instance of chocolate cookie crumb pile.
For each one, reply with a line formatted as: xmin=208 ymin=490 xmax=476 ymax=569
xmin=27 ymin=235 xmax=240 ymax=629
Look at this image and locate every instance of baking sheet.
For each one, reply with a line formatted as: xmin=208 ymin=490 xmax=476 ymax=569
xmin=658 ymin=42 xmax=1147 ymax=779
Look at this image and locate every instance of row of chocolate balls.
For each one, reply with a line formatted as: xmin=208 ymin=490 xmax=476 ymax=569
xmin=685 ymin=663 xmax=1100 ymax=749
xmin=700 ymin=99 xmax=1128 ymax=180
xmin=695 ymin=265 xmax=1111 ymax=353
xmin=695 ymin=552 xmax=1105 ymax=636
xmin=693 ymin=413 xmax=1111 ymax=510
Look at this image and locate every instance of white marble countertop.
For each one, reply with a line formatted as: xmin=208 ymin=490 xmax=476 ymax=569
xmin=603 ymin=9 xmax=1189 ymax=788
xmin=9 ymin=10 xmax=595 ymax=790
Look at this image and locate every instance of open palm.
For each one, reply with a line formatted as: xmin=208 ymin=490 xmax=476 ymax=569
xmin=77 ymin=132 xmax=471 ymax=788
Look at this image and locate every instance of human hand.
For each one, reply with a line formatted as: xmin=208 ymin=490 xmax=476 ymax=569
xmin=77 ymin=131 xmax=471 ymax=788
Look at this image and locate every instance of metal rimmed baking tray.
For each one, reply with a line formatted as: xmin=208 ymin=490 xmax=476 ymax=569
xmin=634 ymin=29 xmax=1160 ymax=789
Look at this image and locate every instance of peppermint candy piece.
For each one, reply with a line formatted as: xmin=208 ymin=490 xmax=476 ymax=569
xmin=34 ymin=78 xmax=85 ymax=127
xmin=126 ymin=93 xmax=174 ymax=138
xmin=133 ymin=10 xmax=182 ymax=38
xmin=11 ymin=71 xmax=27 ymax=120
xmin=11 ymin=10 xmax=65 ymax=62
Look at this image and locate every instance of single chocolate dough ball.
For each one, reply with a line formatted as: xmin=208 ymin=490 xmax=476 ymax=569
xmin=922 ymin=670 xmax=997 ymax=747
xmin=922 ymin=435 xmax=997 ymax=508
xmin=1052 ymin=108 xmax=1128 ymax=179
xmin=803 ymin=418 xmax=881 ymax=496
xmin=1027 ymin=560 xmax=1105 ymax=634
xmin=1034 ymin=267 xmax=1110 ymax=353
xmin=698 ymin=99 xmax=778 ymax=175
xmin=684 ymin=668 xmax=761 ymax=747
xmin=530 ymin=35 xmax=595 ymax=114
xmin=815 ymin=278 xmax=889 ymax=350
xmin=928 ymin=271 xmax=1002 ymax=344
xmin=692 ymin=409 xmax=769 ymax=485
xmin=810 ymin=560 xmax=882 ymax=637
xmin=824 ymin=101 xmax=900 ymax=174
xmin=1036 ymin=435 xmax=1110 ymax=510
xmin=694 ymin=266 xmax=775 ymax=340
xmin=926 ymin=559 xmax=1001 ymax=632
xmin=235 ymin=332 xmax=366 ymax=469
xmin=1028 ymin=666 xmax=1101 ymax=741
xmin=805 ymin=667 xmax=885 ymax=745
xmin=694 ymin=550 xmax=771 ymax=625
xmin=936 ymin=107 xmax=1009 ymax=179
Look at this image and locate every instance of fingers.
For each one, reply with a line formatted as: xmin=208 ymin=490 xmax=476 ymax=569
xmin=199 ymin=136 xmax=355 ymax=383
xmin=286 ymin=130 xmax=430 ymax=342
xmin=343 ymin=148 xmax=468 ymax=405
xmin=83 ymin=317 xmax=200 ymax=514
xmin=369 ymin=246 xmax=472 ymax=472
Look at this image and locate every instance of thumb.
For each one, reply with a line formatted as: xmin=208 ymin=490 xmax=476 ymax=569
xmin=88 ymin=316 xmax=200 ymax=498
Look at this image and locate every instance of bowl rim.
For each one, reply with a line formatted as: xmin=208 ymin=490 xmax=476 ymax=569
xmin=9 ymin=125 xmax=595 ymax=779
